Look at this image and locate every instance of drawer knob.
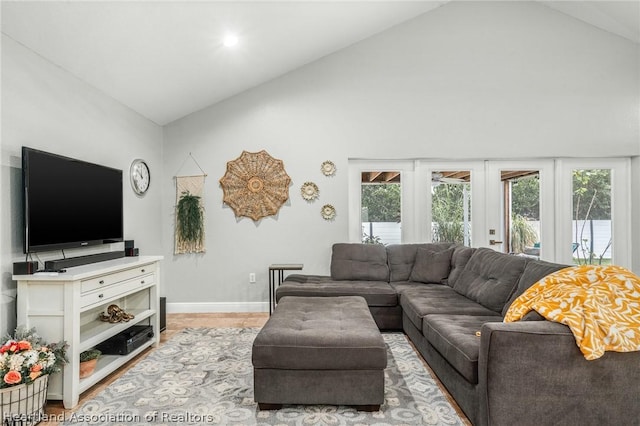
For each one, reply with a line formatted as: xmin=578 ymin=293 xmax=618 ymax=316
xmin=141 ymin=269 xmax=146 ymax=273
xmin=99 ymin=280 xmax=105 ymax=285
xmin=98 ymin=294 xmax=104 ymax=299
xmin=140 ymin=280 xmax=145 ymax=284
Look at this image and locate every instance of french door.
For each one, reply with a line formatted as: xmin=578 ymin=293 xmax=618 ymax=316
xmin=416 ymin=161 xmax=485 ymax=245
xmin=349 ymin=158 xmax=631 ymax=268
xmin=485 ymin=160 xmax=555 ymax=261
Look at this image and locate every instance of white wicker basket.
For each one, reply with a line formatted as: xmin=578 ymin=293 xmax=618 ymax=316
xmin=0 ymin=375 xmax=48 ymax=426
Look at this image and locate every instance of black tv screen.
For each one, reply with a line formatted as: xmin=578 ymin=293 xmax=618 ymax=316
xmin=22 ymin=147 xmax=124 ymax=253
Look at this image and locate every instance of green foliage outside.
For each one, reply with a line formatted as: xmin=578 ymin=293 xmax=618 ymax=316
xmin=361 ymin=184 xmax=401 ymax=222
xmin=510 ymin=214 xmax=538 ymax=253
xmin=358 ymin=170 xmax=612 ymax=262
xmin=572 ymin=169 xmax=611 ymax=220
xmin=510 ymin=177 xmax=540 ymax=220
xmin=572 ymin=169 xmax=611 ymax=265
xmin=362 ymin=233 xmax=383 ymax=245
xmin=432 ymin=184 xmax=470 ymax=244
xmin=361 ymin=183 xmax=401 ymax=244
xmin=510 ymin=177 xmax=540 ymax=253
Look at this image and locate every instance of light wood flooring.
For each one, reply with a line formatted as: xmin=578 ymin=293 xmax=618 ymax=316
xmin=43 ymin=313 xmax=470 ymax=425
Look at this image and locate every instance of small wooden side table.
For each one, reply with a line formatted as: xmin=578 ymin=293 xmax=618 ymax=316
xmin=268 ymin=264 xmax=303 ymax=314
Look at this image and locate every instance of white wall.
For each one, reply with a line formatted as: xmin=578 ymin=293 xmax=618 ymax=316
xmin=1 ymin=35 xmax=164 ymax=334
xmin=162 ymin=1 xmax=639 ymax=309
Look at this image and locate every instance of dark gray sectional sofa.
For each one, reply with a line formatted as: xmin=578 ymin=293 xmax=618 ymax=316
xmin=276 ymin=243 xmax=640 ymax=426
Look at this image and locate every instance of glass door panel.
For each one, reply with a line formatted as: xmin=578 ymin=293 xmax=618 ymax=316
xmin=486 ymin=161 xmax=555 ymax=260
xmin=571 ymin=169 xmax=612 ymax=265
xmin=361 ymin=171 xmax=401 ymax=245
xmin=418 ymin=161 xmax=484 ymax=246
xmin=556 ymin=158 xmax=630 ymax=268
xmin=507 ymin=172 xmax=541 ymax=256
xmin=431 ymin=171 xmax=472 ymax=245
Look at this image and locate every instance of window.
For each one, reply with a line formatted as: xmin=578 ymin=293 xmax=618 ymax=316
xmin=361 ymin=172 xmax=401 ymax=245
xmin=348 ymin=160 xmax=415 ymax=244
xmin=431 ymin=171 xmax=472 ymax=245
xmin=571 ymin=169 xmax=612 ymax=265
xmin=556 ymin=158 xmax=630 ymax=268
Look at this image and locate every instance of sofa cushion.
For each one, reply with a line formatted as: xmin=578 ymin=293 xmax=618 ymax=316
xmin=389 ymin=281 xmax=429 ymax=294
xmin=276 ymin=280 xmax=398 ymax=307
xmin=423 ymin=314 xmax=503 ymax=384
xmin=453 ymin=248 xmax=528 ymax=313
xmin=283 ymin=274 xmax=332 ymax=284
xmin=331 ymin=243 xmax=389 ymax=281
xmin=500 ymin=259 xmax=569 ymax=316
xmin=400 ymin=285 xmax=499 ymax=331
xmin=386 ymin=243 xmax=455 ymax=282
xmin=447 ymin=246 xmax=476 ymax=288
xmin=409 ymin=247 xmax=454 ymax=284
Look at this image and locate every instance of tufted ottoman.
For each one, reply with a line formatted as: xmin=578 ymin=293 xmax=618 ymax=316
xmin=252 ymin=296 xmax=387 ymax=411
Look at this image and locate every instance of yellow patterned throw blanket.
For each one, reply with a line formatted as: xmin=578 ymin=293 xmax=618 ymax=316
xmin=504 ymin=265 xmax=640 ymax=360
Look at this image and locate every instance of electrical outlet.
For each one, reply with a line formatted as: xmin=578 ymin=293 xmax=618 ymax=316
xmin=249 ymin=273 xmax=256 ymax=283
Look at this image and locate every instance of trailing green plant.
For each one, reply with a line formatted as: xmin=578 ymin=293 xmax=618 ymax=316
xmin=79 ymin=348 xmax=101 ymax=362
xmin=176 ymin=191 xmax=205 ymax=246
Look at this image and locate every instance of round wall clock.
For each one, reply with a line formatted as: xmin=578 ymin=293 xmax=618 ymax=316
xmin=130 ymin=159 xmax=150 ymax=195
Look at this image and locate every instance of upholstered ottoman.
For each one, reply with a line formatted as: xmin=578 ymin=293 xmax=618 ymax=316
xmin=252 ymin=296 xmax=387 ymax=411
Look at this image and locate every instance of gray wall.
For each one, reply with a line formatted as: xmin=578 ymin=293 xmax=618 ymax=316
xmin=1 ymin=35 xmax=164 ymax=334
xmin=162 ymin=2 xmax=639 ymax=310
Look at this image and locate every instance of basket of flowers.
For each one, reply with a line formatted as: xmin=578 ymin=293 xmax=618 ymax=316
xmin=0 ymin=327 xmax=67 ymax=426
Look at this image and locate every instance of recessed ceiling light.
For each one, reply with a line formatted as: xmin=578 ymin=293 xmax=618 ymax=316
xmin=223 ymin=34 xmax=239 ymax=48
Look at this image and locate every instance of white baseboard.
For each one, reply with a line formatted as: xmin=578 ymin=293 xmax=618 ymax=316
xmin=167 ymin=302 xmax=268 ymax=313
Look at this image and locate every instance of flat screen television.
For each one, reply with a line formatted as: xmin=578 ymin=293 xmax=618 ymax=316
xmin=22 ymin=147 xmax=124 ymax=253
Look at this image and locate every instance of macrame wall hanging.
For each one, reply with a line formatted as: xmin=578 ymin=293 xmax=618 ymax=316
xmin=175 ymin=153 xmax=207 ymax=254
xmin=219 ymin=150 xmax=291 ymax=221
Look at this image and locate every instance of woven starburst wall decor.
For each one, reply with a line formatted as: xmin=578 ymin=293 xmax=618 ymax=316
xmin=219 ymin=150 xmax=291 ymax=221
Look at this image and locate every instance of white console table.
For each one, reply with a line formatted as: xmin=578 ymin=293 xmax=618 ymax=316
xmin=14 ymin=255 xmax=162 ymax=409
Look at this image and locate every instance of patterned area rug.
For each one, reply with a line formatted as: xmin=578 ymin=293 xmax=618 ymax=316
xmin=64 ymin=328 xmax=465 ymax=425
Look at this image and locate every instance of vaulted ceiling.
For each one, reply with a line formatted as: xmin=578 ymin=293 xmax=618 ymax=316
xmin=2 ymin=1 xmax=638 ymax=126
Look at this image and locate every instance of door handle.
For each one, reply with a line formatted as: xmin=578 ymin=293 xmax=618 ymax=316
xmin=489 ymin=239 xmax=503 ymax=245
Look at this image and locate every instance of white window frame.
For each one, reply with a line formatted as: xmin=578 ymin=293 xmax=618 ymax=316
xmin=416 ymin=161 xmax=485 ymax=246
xmin=348 ymin=160 xmax=416 ymax=243
xmin=555 ymin=158 xmax=631 ymax=268
xmin=485 ymin=160 xmax=555 ymax=260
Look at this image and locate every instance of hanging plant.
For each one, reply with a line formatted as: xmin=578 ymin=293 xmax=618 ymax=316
xmin=176 ymin=191 xmax=204 ymax=248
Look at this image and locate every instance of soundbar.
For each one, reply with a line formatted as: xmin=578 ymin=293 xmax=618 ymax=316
xmin=44 ymin=251 xmax=125 ymax=270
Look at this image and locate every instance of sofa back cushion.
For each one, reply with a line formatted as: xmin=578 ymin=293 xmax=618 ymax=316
xmin=453 ymin=248 xmax=528 ymax=313
xmin=409 ymin=247 xmax=455 ymax=284
xmin=331 ymin=243 xmax=389 ymax=281
xmin=447 ymin=246 xmax=476 ymax=288
xmin=386 ymin=243 xmax=455 ymax=282
xmin=500 ymin=259 xmax=568 ymax=316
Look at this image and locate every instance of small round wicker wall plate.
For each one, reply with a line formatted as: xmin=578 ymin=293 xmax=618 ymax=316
xmin=321 ymin=204 xmax=336 ymax=220
xmin=321 ymin=161 xmax=336 ymax=176
xmin=301 ymin=182 xmax=319 ymax=201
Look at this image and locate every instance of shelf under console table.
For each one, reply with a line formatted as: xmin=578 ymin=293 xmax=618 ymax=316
xmin=14 ymin=255 xmax=163 ymax=409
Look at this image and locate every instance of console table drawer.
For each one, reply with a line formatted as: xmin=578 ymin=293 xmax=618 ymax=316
xmin=80 ymin=274 xmax=154 ymax=309
xmin=81 ymin=263 xmax=156 ymax=294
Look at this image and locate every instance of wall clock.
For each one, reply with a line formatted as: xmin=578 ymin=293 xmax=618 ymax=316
xmin=130 ymin=159 xmax=150 ymax=195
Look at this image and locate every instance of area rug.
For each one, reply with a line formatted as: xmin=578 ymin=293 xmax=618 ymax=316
xmin=64 ymin=328 xmax=465 ymax=425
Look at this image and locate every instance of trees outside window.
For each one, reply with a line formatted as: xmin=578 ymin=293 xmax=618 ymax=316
xmin=432 ymin=182 xmax=471 ymax=245
xmin=361 ymin=176 xmax=401 ymax=245
xmin=572 ymin=169 xmax=611 ymax=265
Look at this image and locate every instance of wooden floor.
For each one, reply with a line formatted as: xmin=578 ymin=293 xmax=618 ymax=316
xmin=43 ymin=312 xmax=470 ymax=425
